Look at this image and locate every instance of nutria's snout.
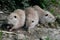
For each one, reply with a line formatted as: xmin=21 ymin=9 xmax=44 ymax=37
xmin=51 ymin=16 xmax=56 ymax=22
xmin=1 ymin=23 xmax=13 ymax=31
xmin=7 ymin=24 xmax=13 ymax=29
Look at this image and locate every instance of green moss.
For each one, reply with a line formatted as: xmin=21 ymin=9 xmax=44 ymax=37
xmin=50 ymin=8 xmax=55 ymax=14
xmin=0 ymin=31 xmax=3 ymax=40
xmin=45 ymin=36 xmax=50 ymax=40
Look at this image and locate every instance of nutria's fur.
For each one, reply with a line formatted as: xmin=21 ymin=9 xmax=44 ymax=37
xmin=7 ymin=9 xmax=25 ymax=31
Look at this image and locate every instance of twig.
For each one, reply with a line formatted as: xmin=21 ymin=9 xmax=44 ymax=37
xmin=0 ymin=30 xmax=16 ymax=34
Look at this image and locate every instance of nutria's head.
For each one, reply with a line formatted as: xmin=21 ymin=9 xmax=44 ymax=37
xmin=7 ymin=12 xmax=20 ymax=25
xmin=33 ymin=5 xmax=56 ymax=23
xmin=41 ymin=11 xmax=56 ymax=23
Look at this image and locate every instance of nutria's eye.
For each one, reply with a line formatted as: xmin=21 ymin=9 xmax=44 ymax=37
xmin=32 ymin=21 xmax=34 ymax=22
xmin=14 ymin=16 xmax=16 ymax=18
xmin=45 ymin=14 xmax=48 ymax=16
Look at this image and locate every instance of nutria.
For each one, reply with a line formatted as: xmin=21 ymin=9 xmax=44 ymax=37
xmin=25 ymin=7 xmax=39 ymax=32
xmin=33 ymin=5 xmax=56 ymax=24
xmin=7 ymin=9 xmax=25 ymax=31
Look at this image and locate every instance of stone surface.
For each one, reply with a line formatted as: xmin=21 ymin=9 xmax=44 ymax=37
xmin=1 ymin=27 xmax=60 ymax=40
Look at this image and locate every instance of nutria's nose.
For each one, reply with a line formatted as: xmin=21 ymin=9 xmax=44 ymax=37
xmin=1 ymin=23 xmax=13 ymax=31
xmin=7 ymin=24 xmax=13 ymax=28
xmin=52 ymin=18 xmax=56 ymax=22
